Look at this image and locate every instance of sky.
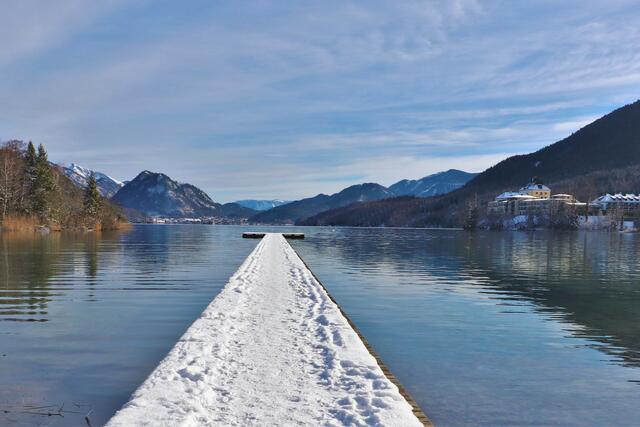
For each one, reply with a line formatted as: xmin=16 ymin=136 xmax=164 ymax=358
xmin=1 ymin=0 xmax=640 ymax=202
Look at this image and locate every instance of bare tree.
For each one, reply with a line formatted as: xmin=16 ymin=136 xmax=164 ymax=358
xmin=0 ymin=141 xmax=26 ymax=219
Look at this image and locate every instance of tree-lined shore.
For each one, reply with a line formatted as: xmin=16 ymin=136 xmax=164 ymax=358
xmin=0 ymin=140 xmax=128 ymax=232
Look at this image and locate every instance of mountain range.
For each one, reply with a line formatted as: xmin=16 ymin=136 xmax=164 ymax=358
xmin=60 ymin=165 xmax=476 ymax=222
xmin=61 ymin=163 xmax=124 ymax=198
xmin=302 ymin=100 xmax=640 ymax=227
xmin=250 ymin=183 xmax=395 ymax=224
xmin=250 ymin=169 xmax=476 ymax=224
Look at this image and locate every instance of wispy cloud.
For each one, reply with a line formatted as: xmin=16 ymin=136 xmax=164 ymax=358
xmin=0 ymin=0 xmax=638 ymax=201
xmin=0 ymin=0 xmax=125 ymax=65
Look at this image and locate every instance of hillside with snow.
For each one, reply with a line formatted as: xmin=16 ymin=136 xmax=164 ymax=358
xmin=250 ymin=170 xmax=475 ymax=224
xmin=251 ymin=183 xmax=395 ymax=224
xmin=61 ymin=163 xmax=124 ymax=198
xmin=389 ymin=169 xmax=477 ymax=198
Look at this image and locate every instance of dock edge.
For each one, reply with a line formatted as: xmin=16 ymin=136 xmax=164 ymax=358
xmin=287 ymin=240 xmax=434 ymax=426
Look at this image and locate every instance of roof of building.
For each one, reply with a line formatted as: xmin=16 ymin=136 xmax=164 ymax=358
xmin=520 ymin=183 xmax=550 ymax=192
xmin=495 ymin=192 xmax=536 ymax=201
xmin=592 ymin=193 xmax=640 ymax=204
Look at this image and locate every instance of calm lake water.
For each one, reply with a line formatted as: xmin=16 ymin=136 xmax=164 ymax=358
xmin=1 ymin=225 xmax=640 ymax=426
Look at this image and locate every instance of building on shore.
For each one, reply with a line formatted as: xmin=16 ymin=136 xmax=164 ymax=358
xmin=520 ymin=182 xmax=551 ymax=199
xmin=488 ymin=182 xmax=585 ymax=217
xmin=590 ymin=194 xmax=640 ymax=215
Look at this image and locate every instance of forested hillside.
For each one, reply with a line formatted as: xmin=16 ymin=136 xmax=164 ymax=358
xmin=0 ymin=140 xmax=127 ymax=231
xmin=302 ymin=100 xmax=640 ymax=227
xmin=461 ymin=100 xmax=640 ymax=196
xmin=219 ymin=202 xmax=258 ymax=218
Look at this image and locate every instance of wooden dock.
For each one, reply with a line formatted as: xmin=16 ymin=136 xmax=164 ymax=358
xmin=242 ymin=232 xmax=304 ymax=239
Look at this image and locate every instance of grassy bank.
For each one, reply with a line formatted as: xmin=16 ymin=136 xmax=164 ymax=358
xmin=0 ymin=215 xmax=131 ymax=233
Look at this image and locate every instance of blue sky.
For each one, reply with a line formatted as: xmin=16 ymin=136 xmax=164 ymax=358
xmin=2 ymin=0 xmax=639 ymax=202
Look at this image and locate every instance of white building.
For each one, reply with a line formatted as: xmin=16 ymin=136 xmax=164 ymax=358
xmin=488 ymin=183 xmax=584 ymax=217
xmin=591 ymin=194 xmax=640 ymax=214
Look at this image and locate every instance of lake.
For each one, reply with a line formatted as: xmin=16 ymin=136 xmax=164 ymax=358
xmin=1 ymin=225 xmax=639 ymax=426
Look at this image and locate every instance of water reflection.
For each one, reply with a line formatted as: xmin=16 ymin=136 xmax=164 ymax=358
xmin=298 ymin=230 xmax=640 ymax=368
xmin=293 ymin=228 xmax=640 ymax=426
xmin=463 ymin=232 xmax=640 ymax=368
xmin=1 ymin=233 xmax=62 ymax=322
xmin=0 ymin=225 xmax=255 ymax=426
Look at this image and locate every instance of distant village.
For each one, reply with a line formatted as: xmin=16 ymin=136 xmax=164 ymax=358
xmin=485 ymin=180 xmax=640 ymax=231
xmin=144 ymin=216 xmax=249 ymax=225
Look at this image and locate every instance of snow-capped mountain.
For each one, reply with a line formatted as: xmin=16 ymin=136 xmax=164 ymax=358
xmin=250 ymin=171 xmax=476 ymax=224
xmin=251 ymin=183 xmax=394 ymax=224
xmin=389 ymin=169 xmax=477 ymax=198
xmin=61 ymin=163 xmax=124 ymax=198
xmin=234 ymin=199 xmax=291 ymax=211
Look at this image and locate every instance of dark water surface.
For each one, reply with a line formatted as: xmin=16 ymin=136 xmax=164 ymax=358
xmin=1 ymin=225 xmax=640 ymax=426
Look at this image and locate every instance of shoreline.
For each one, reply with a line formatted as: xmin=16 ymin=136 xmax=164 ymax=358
xmin=0 ymin=218 xmax=131 ymax=233
xmin=126 ymin=221 xmax=639 ymax=234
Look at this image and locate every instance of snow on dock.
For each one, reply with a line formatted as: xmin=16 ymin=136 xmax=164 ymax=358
xmin=107 ymin=233 xmax=427 ymax=427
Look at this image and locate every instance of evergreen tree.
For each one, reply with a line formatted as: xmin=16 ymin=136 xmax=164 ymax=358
xmin=83 ymin=173 xmax=101 ymax=220
xmin=31 ymin=144 xmax=55 ymax=218
xmin=25 ymin=141 xmax=37 ymax=176
xmin=23 ymin=141 xmax=38 ymax=213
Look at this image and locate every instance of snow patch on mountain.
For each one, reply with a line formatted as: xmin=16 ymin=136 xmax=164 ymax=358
xmin=389 ymin=169 xmax=477 ymax=198
xmin=61 ymin=163 xmax=124 ymax=198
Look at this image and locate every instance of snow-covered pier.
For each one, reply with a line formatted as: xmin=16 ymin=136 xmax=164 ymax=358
xmin=107 ymin=233 xmax=429 ymax=426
